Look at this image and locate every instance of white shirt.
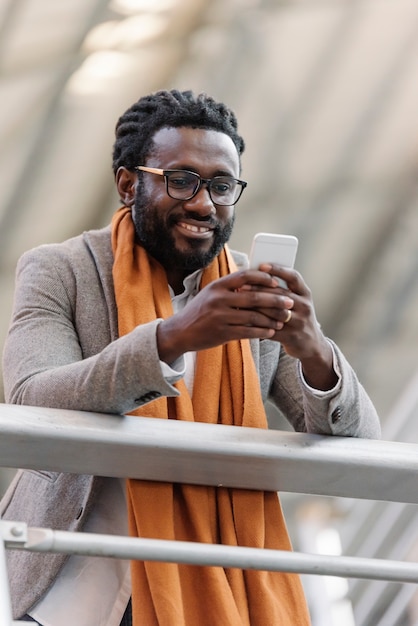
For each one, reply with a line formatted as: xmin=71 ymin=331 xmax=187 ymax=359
xmin=30 ymin=479 xmax=131 ymax=626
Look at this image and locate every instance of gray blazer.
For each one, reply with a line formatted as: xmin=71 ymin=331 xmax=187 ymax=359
xmin=1 ymin=226 xmax=380 ymax=617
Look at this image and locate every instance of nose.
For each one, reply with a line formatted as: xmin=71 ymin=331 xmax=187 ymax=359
xmin=182 ymin=184 xmax=216 ymax=216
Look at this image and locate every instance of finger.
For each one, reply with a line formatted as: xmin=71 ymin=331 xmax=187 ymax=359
xmin=254 ymin=306 xmax=295 ymax=325
xmin=230 ymin=289 xmax=294 ymax=312
xmin=259 ymin=264 xmax=309 ymax=295
xmin=221 ymin=269 xmax=281 ymax=291
xmin=231 ymin=308 xmax=284 ymax=332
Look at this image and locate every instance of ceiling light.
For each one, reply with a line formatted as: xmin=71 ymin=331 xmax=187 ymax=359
xmin=110 ymin=0 xmax=177 ymax=16
xmin=66 ymin=51 xmax=135 ymax=94
xmin=84 ymin=15 xmax=167 ymax=52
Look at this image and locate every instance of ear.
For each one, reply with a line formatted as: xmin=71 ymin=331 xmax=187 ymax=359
xmin=115 ymin=167 xmax=137 ymax=206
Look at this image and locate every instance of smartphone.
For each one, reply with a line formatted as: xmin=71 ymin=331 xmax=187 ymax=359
xmin=249 ymin=232 xmax=298 ymax=287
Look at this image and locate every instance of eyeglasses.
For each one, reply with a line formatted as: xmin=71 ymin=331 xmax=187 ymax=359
xmin=136 ymin=166 xmax=247 ymax=206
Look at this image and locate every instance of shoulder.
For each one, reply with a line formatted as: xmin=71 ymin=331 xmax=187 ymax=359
xmin=20 ymin=225 xmax=111 ymax=263
xmin=17 ymin=226 xmax=112 ymax=276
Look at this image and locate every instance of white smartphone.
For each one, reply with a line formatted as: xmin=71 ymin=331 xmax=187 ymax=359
xmin=249 ymin=232 xmax=298 ymax=269
xmin=249 ymin=232 xmax=298 ymax=287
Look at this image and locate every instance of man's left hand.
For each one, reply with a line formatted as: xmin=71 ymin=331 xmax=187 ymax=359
xmin=242 ymin=263 xmax=338 ymax=391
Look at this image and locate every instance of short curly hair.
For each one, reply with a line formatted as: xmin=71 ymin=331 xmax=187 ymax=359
xmin=112 ymin=89 xmax=245 ymax=174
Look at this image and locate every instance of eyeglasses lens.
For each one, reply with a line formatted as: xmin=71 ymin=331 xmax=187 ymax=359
xmin=166 ymin=172 xmax=198 ymax=196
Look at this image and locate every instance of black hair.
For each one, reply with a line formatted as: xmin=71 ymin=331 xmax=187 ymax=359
xmin=112 ymin=89 xmax=245 ymax=174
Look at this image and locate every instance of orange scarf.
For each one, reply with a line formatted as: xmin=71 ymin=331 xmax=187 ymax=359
xmin=111 ymin=206 xmax=311 ymax=625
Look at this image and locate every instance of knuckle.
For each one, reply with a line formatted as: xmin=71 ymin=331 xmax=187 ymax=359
xmin=249 ymin=291 xmax=262 ymax=306
xmin=300 ymin=300 xmax=313 ymax=317
xmin=237 ymin=269 xmax=249 ymax=281
xmin=248 ymin=310 xmax=260 ymax=326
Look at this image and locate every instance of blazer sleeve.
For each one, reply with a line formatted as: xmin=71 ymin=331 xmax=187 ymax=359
xmin=268 ymin=342 xmax=381 ymax=439
xmin=2 ymin=244 xmax=180 ymax=415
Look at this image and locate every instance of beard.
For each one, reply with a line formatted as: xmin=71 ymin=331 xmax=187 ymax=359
xmin=132 ymin=191 xmax=235 ymax=273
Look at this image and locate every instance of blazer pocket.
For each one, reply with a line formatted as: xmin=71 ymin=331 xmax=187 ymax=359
xmin=1 ymin=469 xmax=60 ymax=523
xmin=26 ymin=469 xmax=59 ymax=483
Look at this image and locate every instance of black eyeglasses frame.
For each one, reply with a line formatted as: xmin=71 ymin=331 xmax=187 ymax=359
xmin=136 ymin=166 xmax=247 ymax=206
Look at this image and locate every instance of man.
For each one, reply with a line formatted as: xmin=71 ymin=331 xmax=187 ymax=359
xmin=1 ymin=89 xmax=380 ymax=625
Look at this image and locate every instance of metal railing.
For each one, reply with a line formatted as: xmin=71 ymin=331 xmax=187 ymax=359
xmin=1 ymin=402 xmax=418 ymax=625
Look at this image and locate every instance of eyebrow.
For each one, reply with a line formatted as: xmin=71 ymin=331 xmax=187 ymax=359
xmin=167 ymin=166 xmax=237 ymax=177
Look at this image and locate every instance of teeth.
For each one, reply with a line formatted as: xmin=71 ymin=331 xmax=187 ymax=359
xmin=179 ymin=222 xmax=210 ymax=233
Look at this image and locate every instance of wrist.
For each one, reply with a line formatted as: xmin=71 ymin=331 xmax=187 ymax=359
xmin=156 ymin=318 xmax=184 ymax=365
xmin=300 ymin=338 xmax=338 ymax=391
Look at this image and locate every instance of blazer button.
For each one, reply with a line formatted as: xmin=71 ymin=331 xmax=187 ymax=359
xmin=134 ymin=391 xmax=162 ymax=404
xmin=331 ymin=406 xmax=342 ymax=423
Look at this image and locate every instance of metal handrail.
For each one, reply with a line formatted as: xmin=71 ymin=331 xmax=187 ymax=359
xmin=0 ymin=403 xmax=417 ymax=503
xmin=2 ymin=520 xmax=418 ymax=584
xmin=1 ymin=402 xmax=418 ymax=625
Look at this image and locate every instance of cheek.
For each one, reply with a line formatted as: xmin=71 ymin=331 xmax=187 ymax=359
xmin=134 ymin=191 xmax=178 ymax=228
xmin=218 ymin=207 xmax=235 ymax=224
xmin=137 ymin=179 xmax=176 ymax=211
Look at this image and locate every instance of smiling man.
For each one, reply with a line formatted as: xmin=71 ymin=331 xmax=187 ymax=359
xmin=2 ymin=89 xmax=380 ymax=626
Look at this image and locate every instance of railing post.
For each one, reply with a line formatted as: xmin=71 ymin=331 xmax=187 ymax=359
xmin=0 ymin=523 xmax=13 ymax=626
xmin=0 ymin=521 xmax=32 ymax=626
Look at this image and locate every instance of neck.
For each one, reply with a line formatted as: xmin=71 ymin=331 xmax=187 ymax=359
xmin=166 ymin=268 xmax=190 ymax=295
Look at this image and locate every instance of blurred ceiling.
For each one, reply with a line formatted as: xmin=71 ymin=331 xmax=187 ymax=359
xmin=1 ymin=0 xmax=418 ymax=430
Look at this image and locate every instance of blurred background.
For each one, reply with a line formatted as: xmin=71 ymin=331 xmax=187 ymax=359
xmin=0 ymin=0 xmax=418 ymax=623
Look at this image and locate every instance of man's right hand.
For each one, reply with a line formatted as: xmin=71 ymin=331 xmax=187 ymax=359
xmin=156 ymin=270 xmax=294 ymax=364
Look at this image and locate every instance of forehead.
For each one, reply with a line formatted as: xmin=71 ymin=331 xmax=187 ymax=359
xmin=148 ymin=126 xmax=240 ymax=173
